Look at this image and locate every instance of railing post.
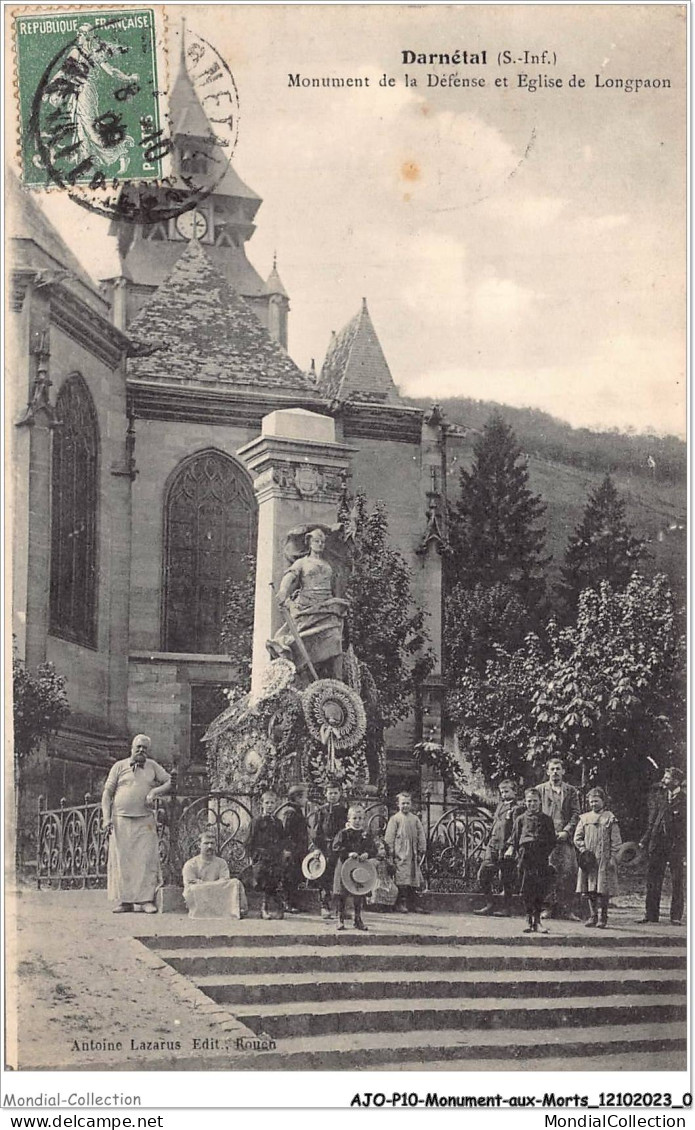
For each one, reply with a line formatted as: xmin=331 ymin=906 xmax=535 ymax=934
xmin=36 ymin=794 xmax=44 ymax=889
xmin=424 ymin=789 xmax=432 ymax=889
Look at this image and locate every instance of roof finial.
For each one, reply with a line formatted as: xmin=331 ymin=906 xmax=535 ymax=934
xmin=180 ymin=17 xmax=186 ymax=66
xmin=272 ymin=249 xmax=277 ymax=271
xmin=361 ymin=296 xmax=368 ymax=311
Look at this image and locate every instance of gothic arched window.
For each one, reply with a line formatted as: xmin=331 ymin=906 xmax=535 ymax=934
xmin=49 ymin=374 xmax=99 ymax=646
xmin=163 ymin=450 xmax=256 ymax=653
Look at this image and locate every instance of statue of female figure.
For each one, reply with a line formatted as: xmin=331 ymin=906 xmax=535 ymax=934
xmin=267 ymin=528 xmax=348 ymax=681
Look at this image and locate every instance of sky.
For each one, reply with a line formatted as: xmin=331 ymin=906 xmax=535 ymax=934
xmin=29 ymin=3 xmax=686 ymax=436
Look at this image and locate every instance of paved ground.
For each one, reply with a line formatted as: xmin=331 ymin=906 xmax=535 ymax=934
xmin=6 ymin=887 xmax=686 ymax=1072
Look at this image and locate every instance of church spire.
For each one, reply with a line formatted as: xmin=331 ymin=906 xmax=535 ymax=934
xmin=318 ymin=299 xmax=401 ymax=404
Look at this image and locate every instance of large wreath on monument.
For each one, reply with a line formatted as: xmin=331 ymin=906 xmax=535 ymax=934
xmin=301 ymin=678 xmax=367 ymax=750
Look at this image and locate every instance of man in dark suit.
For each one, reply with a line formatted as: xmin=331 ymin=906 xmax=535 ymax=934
xmin=537 ymin=757 xmax=581 ymax=920
xmin=639 ymin=766 xmax=686 ymax=925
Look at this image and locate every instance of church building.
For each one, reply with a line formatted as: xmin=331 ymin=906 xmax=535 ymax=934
xmin=10 ymin=46 xmax=447 ymax=826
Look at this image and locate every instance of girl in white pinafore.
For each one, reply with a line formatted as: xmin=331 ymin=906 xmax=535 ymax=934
xmin=574 ymin=787 xmax=622 ymax=929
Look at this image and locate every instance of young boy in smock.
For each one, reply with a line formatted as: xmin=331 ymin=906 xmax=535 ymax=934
xmin=384 ymin=792 xmax=427 ymax=912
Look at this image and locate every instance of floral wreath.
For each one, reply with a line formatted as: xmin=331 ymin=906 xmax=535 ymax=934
xmin=302 ymin=678 xmax=367 ymax=751
xmin=251 ymin=657 xmax=297 ymax=706
xmin=220 ymin=731 xmax=275 ymax=790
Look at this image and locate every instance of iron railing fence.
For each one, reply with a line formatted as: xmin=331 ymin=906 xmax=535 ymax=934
xmin=36 ymin=792 xmax=491 ymax=891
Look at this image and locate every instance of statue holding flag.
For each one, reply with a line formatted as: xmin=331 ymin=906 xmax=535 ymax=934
xmin=267 ymin=526 xmax=349 ymax=683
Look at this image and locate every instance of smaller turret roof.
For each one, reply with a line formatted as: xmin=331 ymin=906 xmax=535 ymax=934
xmin=266 ymin=253 xmax=289 ymax=298
xmin=127 ymin=239 xmax=313 ymax=391
xmin=318 ymin=298 xmax=401 ymax=404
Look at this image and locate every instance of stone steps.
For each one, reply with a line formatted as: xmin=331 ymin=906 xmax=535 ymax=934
xmin=147 ymin=927 xmax=687 ymax=1070
xmin=158 ymin=942 xmax=686 ymax=977
xmin=222 ymin=1020 xmax=687 ymax=1071
xmin=143 ymin=929 xmax=686 ymax=950
xmin=231 ymin=991 xmax=685 ymax=1040
xmin=196 ymin=966 xmax=685 ymax=1006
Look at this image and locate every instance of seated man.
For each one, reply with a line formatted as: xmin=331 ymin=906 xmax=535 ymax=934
xmin=182 ymin=831 xmax=248 ymax=920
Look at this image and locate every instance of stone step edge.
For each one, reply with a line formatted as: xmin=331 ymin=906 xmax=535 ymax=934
xmin=130 ymin=937 xmax=257 ymax=1041
xmin=232 ymin=992 xmax=685 ymax=1019
xmin=139 ymin=932 xmax=686 ymax=951
xmin=155 ymin=942 xmax=686 ymax=960
xmin=204 ymin=1031 xmax=688 ymax=1072
xmin=225 ymin=1018 xmax=686 ymax=1054
xmin=192 ymin=967 xmax=685 ymax=988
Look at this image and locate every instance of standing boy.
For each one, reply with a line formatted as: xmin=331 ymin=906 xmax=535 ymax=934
xmin=248 ymin=791 xmax=286 ymax=919
xmin=506 ymin=787 xmax=557 ymax=934
xmin=384 ymin=792 xmax=427 ymax=913
xmin=332 ymin=805 xmax=377 ymax=931
xmin=281 ymin=784 xmax=309 ymax=913
xmin=310 ymin=778 xmax=348 ymax=919
xmin=475 ymin=779 xmax=525 ymax=916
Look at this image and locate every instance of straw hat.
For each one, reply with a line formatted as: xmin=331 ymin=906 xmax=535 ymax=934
xmin=341 ymin=857 xmax=378 ymax=896
xmin=301 ymin=850 xmax=327 ymax=881
xmin=616 ymin=841 xmax=642 ymax=866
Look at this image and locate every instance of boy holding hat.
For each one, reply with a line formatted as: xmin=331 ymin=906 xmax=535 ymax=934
xmin=332 ymin=805 xmax=377 ymax=931
xmin=573 ymin=786 xmax=622 ymax=929
xmin=310 ymin=778 xmax=348 ymax=919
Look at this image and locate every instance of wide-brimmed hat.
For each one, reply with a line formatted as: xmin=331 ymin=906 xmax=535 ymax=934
xmin=341 ymin=857 xmax=378 ymax=896
xmin=616 ymin=841 xmax=642 ymax=866
xmin=301 ymin=850 xmax=327 ymax=881
xmin=577 ymin=849 xmax=598 ymax=873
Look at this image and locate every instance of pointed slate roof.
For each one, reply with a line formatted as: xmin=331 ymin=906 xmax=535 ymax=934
xmin=170 ymin=34 xmax=214 ymax=140
xmin=318 ymin=298 xmax=401 ymax=404
xmin=127 ymin=239 xmax=313 ymax=390
xmin=266 ymin=254 xmax=288 ymax=298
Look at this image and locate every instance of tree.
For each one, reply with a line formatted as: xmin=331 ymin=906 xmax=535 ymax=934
xmin=13 ymin=651 xmax=70 ymax=761
xmin=344 ymin=493 xmax=434 ymax=727
xmin=448 ymin=413 xmax=548 ymax=612
xmin=449 ymin=573 xmax=685 ymax=834
xmin=559 ymin=474 xmax=647 ymax=615
xmin=445 ymin=580 xmax=529 ymax=676
xmin=449 ymin=633 xmax=544 ymax=785
xmin=532 ymin=574 xmax=684 ymax=828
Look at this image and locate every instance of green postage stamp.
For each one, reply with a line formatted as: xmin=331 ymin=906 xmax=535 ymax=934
xmin=14 ymin=9 xmax=163 ymax=187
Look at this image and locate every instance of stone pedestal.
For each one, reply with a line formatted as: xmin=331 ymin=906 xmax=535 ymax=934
xmin=237 ymin=409 xmax=355 ymax=699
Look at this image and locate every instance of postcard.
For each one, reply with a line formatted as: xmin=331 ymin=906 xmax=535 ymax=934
xmin=3 ymin=0 xmax=688 ymax=1113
